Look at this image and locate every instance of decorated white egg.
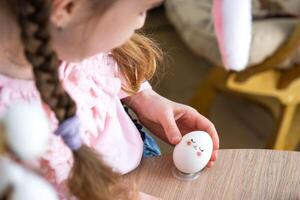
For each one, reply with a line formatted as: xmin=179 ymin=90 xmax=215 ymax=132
xmin=173 ymin=131 xmax=213 ymax=174
xmin=2 ymin=103 xmax=51 ymax=161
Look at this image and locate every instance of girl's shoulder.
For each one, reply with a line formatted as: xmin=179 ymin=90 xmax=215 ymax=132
xmin=60 ymin=52 xmax=119 ymax=79
xmin=0 ymin=52 xmax=121 ymax=115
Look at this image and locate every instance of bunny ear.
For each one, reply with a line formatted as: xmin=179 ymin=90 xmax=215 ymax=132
xmin=0 ymin=159 xmax=11 ymax=196
xmin=213 ymin=0 xmax=252 ymax=71
xmin=0 ymin=158 xmax=58 ymax=200
xmin=0 ymin=158 xmax=24 ymax=196
xmin=11 ymin=170 xmax=58 ymax=200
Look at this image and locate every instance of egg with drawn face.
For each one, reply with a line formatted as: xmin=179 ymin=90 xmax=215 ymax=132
xmin=173 ymin=131 xmax=213 ymax=174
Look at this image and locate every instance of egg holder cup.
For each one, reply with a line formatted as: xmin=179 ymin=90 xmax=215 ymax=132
xmin=172 ymin=167 xmax=200 ymax=181
xmin=172 ymin=131 xmax=213 ymax=182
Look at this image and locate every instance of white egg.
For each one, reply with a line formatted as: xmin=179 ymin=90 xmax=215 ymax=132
xmin=2 ymin=103 xmax=51 ymax=161
xmin=173 ymin=131 xmax=213 ymax=174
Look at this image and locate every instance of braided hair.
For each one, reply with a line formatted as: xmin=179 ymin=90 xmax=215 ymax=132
xmin=12 ymin=0 xmax=134 ymax=199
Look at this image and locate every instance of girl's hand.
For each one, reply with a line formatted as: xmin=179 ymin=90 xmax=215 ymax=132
xmin=123 ymin=89 xmax=219 ymax=168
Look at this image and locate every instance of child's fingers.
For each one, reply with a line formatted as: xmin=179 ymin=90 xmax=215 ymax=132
xmin=210 ymin=149 xmax=218 ymax=162
xmin=206 ymin=150 xmax=218 ymax=168
xmin=206 ymin=161 xmax=215 ymax=168
xmin=194 ymin=112 xmax=220 ymax=151
xmin=160 ymin=111 xmax=182 ymax=144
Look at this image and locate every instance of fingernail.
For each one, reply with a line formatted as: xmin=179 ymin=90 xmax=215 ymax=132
xmin=172 ymin=136 xmax=182 ymax=144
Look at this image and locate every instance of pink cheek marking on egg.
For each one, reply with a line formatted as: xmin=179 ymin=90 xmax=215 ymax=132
xmin=187 ymin=141 xmax=192 ymax=146
xmin=197 ymin=151 xmax=202 ymax=157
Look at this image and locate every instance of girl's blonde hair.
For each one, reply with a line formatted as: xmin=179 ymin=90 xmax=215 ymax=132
xmin=113 ymin=33 xmax=162 ymax=94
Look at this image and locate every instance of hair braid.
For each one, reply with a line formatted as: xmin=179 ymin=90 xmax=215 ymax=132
xmin=14 ymin=1 xmax=135 ymax=199
xmin=17 ymin=0 xmax=75 ymax=122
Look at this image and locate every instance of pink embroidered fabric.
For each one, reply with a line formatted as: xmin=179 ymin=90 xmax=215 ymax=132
xmin=0 ymin=53 xmax=151 ymax=199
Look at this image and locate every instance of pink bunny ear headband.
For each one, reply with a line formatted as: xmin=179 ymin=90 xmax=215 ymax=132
xmin=213 ymin=0 xmax=252 ymax=71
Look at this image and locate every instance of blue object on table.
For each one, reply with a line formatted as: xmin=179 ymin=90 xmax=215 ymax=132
xmin=123 ymin=105 xmax=161 ymax=158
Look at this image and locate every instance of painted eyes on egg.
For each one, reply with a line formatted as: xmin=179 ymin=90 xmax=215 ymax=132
xmin=186 ymin=139 xmax=205 ymax=157
xmin=187 ymin=139 xmax=196 ymax=146
xmin=186 ymin=139 xmax=205 ymax=152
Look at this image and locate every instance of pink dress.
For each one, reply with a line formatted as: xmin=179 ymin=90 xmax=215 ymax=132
xmin=0 ymin=53 xmax=151 ymax=199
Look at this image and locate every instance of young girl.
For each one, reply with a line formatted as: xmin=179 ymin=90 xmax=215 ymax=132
xmin=0 ymin=0 xmax=219 ymax=199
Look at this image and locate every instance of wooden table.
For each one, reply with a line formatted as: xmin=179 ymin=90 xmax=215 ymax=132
xmin=123 ymin=149 xmax=300 ymax=200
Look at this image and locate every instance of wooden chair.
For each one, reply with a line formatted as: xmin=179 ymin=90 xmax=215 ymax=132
xmin=191 ymin=22 xmax=300 ymax=150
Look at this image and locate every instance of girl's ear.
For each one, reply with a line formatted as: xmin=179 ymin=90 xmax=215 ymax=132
xmin=50 ymin=0 xmax=81 ymax=29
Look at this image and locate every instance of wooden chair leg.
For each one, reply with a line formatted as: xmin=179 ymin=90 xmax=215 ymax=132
xmin=267 ymin=104 xmax=296 ymax=150
xmin=190 ymin=67 xmax=227 ymax=117
xmin=283 ymin=105 xmax=300 ymax=150
xmin=277 ymin=64 xmax=300 ymax=89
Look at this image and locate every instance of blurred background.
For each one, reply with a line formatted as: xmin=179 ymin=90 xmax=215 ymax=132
xmin=142 ymin=1 xmax=300 ymax=154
